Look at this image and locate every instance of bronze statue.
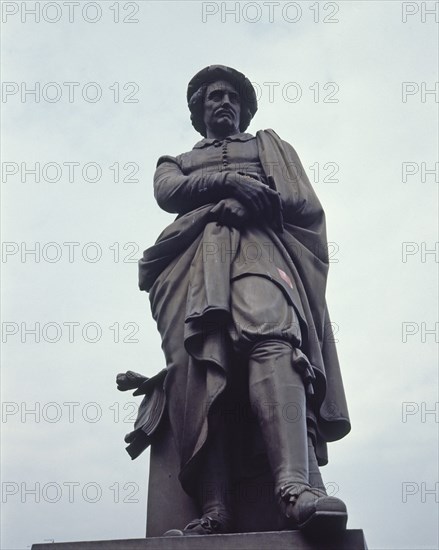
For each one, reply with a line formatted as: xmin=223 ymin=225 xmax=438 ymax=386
xmin=117 ymin=65 xmax=351 ymax=537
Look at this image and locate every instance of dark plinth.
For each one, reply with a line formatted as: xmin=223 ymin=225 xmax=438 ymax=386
xmin=32 ymin=529 xmax=367 ymax=550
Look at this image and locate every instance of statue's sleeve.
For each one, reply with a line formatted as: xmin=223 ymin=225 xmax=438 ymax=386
xmin=153 ymin=155 xmax=231 ymax=214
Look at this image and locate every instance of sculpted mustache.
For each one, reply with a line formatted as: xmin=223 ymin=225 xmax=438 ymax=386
xmin=215 ymin=109 xmax=234 ymax=116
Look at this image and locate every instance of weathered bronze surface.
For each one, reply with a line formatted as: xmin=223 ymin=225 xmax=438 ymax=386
xmin=118 ymin=65 xmax=351 ymax=537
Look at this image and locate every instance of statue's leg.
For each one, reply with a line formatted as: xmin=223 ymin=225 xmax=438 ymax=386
xmin=230 ymin=275 xmax=347 ymax=533
xmin=248 ymin=340 xmax=347 ymax=533
xmin=247 ymin=339 xmax=309 ymax=495
xmin=164 ymin=397 xmax=234 ymax=536
xmin=246 ymin=344 xmax=327 ymax=494
xmin=193 ymin=411 xmax=234 ymax=532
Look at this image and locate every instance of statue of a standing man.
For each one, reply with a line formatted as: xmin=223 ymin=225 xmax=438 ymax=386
xmin=122 ymin=65 xmax=351 ymax=537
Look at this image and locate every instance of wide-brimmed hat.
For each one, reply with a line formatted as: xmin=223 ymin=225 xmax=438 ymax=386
xmin=186 ymin=65 xmax=258 ymax=135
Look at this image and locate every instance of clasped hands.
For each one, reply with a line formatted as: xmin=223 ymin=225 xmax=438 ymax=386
xmin=210 ymin=171 xmax=284 ymax=232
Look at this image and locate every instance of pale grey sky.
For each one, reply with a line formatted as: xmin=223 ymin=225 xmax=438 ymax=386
xmin=1 ymin=1 xmax=438 ymax=549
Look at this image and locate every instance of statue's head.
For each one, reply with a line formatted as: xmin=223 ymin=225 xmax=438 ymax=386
xmin=187 ymin=65 xmax=258 ymax=138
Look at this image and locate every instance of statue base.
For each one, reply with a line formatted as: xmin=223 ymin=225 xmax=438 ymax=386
xmin=32 ymin=529 xmax=368 ymax=549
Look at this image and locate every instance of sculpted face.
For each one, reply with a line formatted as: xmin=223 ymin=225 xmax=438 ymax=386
xmin=203 ymin=80 xmax=241 ymax=139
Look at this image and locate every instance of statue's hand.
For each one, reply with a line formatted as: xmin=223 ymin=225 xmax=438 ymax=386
xmin=226 ymin=172 xmax=283 ymax=232
xmin=211 ymin=198 xmax=250 ymax=229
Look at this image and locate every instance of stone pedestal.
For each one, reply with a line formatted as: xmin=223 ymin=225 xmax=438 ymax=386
xmin=32 ymin=529 xmax=367 ymax=549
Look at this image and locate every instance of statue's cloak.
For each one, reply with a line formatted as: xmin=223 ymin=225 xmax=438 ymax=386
xmin=135 ymin=129 xmax=350 ymax=496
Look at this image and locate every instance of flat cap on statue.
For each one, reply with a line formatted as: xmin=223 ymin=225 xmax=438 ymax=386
xmin=187 ymin=64 xmax=258 ymax=136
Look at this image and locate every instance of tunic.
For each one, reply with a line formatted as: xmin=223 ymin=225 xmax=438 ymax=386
xmin=155 ymin=133 xmax=303 ymax=344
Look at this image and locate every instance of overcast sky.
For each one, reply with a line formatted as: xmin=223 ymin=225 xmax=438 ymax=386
xmin=1 ymin=1 xmax=438 ymax=549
